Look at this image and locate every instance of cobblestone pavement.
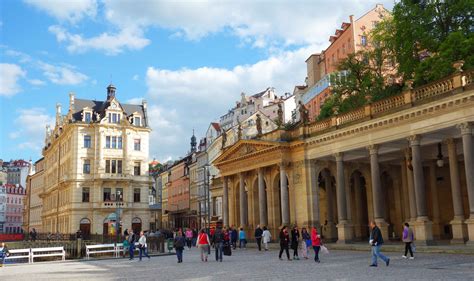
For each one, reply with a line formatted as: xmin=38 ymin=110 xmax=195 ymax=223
xmin=2 ymin=247 xmax=474 ymax=280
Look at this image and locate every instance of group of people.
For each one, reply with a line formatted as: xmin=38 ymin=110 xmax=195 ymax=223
xmin=122 ymin=228 xmax=151 ymax=261
xmin=277 ymin=225 xmax=322 ymax=262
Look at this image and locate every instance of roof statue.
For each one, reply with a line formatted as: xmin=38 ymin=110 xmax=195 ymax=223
xmin=221 ymin=129 xmax=227 ymax=150
xmin=298 ymin=101 xmax=309 ymax=125
xmin=277 ymin=103 xmax=284 ymax=127
xmin=256 ymin=114 xmax=263 ymax=137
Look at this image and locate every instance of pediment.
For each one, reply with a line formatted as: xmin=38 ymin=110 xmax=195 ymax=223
xmin=214 ymin=139 xmax=283 ymax=165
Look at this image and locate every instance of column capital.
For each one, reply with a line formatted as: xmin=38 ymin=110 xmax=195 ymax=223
xmin=444 ymin=137 xmax=456 ymax=146
xmin=334 ymin=152 xmax=344 ymax=161
xmin=367 ymin=144 xmax=378 ymax=155
xmin=457 ymin=122 xmax=472 ymax=136
xmin=408 ymin=135 xmax=422 ymax=146
xmin=278 ymin=161 xmax=290 ymax=168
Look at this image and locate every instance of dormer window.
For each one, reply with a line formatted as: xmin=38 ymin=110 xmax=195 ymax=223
xmin=134 ymin=116 xmax=141 ymax=127
xmin=85 ymin=112 xmax=92 ymax=123
xmin=108 ymin=113 xmax=121 ymax=124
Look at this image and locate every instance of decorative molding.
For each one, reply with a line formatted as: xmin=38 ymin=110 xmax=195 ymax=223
xmin=407 ymin=135 xmax=421 ymax=146
xmin=457 ymin=122 xmax=472 ymax=135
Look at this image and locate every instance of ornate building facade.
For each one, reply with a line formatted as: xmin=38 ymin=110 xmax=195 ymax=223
xmin=24 ymin=158 xmax=45 ymax=233
xmin=40 ymin=85 xmax=152 ymax=235
xmin=214 ymin=69 xmax=474 ymax=245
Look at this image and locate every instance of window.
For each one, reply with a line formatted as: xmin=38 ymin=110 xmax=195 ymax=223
xmin=112 ymin=136 xmax=117 ymax=149
xmin=82 ymin=187 xmax=90 ymax=202
xmin=134 ymin=139 xmax=141 ymax=151
xmin=106 ymin=136 xmax=111 ymax=148
xmin=85 ymin=112 xmax=91 ymax=123
xmin=134 ymin=188 xmax=140 ymax=202
xmin=103 ymin=188 xmax=111 ymax=201
xmin=108 ymin=113 xmax=121 ymax=124
xmin=134 ymin=162 xmax=141 ymax=176
xmin=84 ymin=135 xmax=91 ymax=148
xmin=106 ymin=160 xmax=111 ymax=173
xmin=117 ymin=160 xmax=122 ymax=174
xmin=111 ymin=160 xmax=117 ymax=174
xmin=118 ymin=137 xmax=122 ymax=149
xmin=361 ymin=35 xmax=367 ymax=46
xmin=134 ymin=116 xmax=141 ymax=126
xmin=83 ymin=159 xmax=90 ymax=174
xmin=116 ymin=188 xmax=123 ymax=202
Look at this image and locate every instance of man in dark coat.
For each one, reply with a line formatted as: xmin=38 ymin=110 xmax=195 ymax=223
xmin=369 ymin=221 xmax=390 ymax=267
xmin=254 ymin=225 xmax=263 ymax=251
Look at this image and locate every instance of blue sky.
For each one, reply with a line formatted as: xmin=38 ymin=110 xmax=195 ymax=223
xmin=0 ymin=0 xmax=394 ymax=163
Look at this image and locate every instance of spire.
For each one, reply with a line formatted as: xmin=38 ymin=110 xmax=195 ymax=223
xmin=107 ymin=84 xmax=116 ymax=100
xmin=190 ymin=129 xmax=197 ymax=153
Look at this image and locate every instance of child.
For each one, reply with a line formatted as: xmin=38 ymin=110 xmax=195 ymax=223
xmin=123 ymin=236 xmax=130 ymax=258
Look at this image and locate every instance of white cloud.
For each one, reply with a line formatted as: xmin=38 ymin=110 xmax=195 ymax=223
xmin=125 ymin=97 xmax=143 ymax=105
xmin=24 ymin=0 xmax=98 ymax=23
xmin=145 ymin=45 xmax=313 ymax=160
xmin=28 ymin=79 xmax=47 ymax=86
xmin=0 ymin=63 xmax=26 ymax=97
xmin=49 ymin=25 xmax=150 ymax=55
xmin=10 ymin=107 xmax=54 ymax=152
xmin=38 ymin=61 xmax=88 ymax=85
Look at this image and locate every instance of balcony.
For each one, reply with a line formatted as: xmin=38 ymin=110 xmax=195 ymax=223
xmin=102 ymin=201 xmax=128 ymax=208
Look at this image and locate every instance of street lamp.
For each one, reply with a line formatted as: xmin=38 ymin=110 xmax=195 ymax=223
xmin=115 ymin=191 xmax=123 ymax=244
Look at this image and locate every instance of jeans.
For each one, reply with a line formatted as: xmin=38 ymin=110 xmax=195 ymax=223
xmin=371 ymin=245 xmax=389 ymax=265
xmin=239 ymin=239 xmax=247 ymax=248
xmin=256 ymin=238 xmax=262 ymax=251
xmin=313 ymin=246 xmax=320 ymax=262
xmin=176 ymin=248 xmax=183 ymax=262
xmin=404 ymin=242 xmax=414 ymax=257
xmin=139 ymin=246 xmax=150 ymax=260
xmin=186 ymin=238 xmax=192 ymax=249
xmin=129 ymin=244 xmax=135 ymax=259
xmin=215 ymin=242 xmax=223 ymax=261
xmin=231 ymin=239 xmax=237 ymax=249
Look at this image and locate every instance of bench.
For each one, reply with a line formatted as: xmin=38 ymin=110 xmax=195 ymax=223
xmin=115 ymin=242 xmax=140 ymax=257
xmin=86 ymin=244 xmax=117 ymax=259
xmin=4 ymin=248 xmax=32 ymax=264
xmin=31 ymin=247 xmax=65 ymax=262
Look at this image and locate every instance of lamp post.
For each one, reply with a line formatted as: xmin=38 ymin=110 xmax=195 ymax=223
xmin=115 ymin=191 xmax=122 ymax=244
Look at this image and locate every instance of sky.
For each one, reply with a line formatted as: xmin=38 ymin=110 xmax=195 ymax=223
xmin=0 ymin=0 xmax=394 ymax=163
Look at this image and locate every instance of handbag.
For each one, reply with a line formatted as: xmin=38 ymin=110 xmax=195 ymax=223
xmin=320 ymin=245 xmax=329 ymax=254
xmin=411 ymin=243 xmax=416 ymax=253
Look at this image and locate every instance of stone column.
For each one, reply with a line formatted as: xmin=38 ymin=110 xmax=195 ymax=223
xmin=400 ymin=160 xmax=410 ymax=222
xmin=279 ymin=163 xmax=290 ymax=226
xmin=459 ymin=123 xmax=474 ymax=244
xmin=307 ymin=160 xmax=320 ymax=227
xmin=353 ymin=172 xmax=364 ymax=239
xmin=368 ymin=145 xmax=389 ymax=240
xmin=223 ymin=177 xmax=229 ymax=227
xmin=446 ymin=138 xmax=467 ymax=243
xmin=408 ymin=135 xmax=433 ymax=244
xmin=258 ymin=168 xmax=267 ymax=227
xmin=428 ymin=162 xmax=441 ymax=239
xmin=335 ymin=153 xmax=352 ymax=243
xmin=239 ymin=173 xmax=247 ymax=227
xmin=405 ymin=148 xmax=417 ymax=221
xmin=324 ymin=172 xmax=337 ymax=240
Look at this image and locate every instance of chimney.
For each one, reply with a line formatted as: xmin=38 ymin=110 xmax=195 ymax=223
xmin=56 ymin=103 xmax=61 ymax=125
xmin=69 ymin=92 xmax=75 ymax=112
xmin=107 ymin=84 xmax=116 ymax=100
xmin=142 ymin=99 xmax=147 ymax=110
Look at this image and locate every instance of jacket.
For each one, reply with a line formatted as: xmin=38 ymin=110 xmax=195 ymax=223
xmin=138 ymin=235 xmax=147 ymax=248
xmin=370 ymin=226 xmax=384 ymax=245
xmin=402 ymin=227 xmax=414 ymax=243
xmin=255 ymin=228 xmax=263 ymax=239
xmin=279 ymin=230 xmax=290 ymax=247
xmin=262 ymin=230 xmax=272 ymax=243
xmin=311 ymin=228 xmax=321 ymax=246
xmin=212 ymin=229 xmax=224 ymax=244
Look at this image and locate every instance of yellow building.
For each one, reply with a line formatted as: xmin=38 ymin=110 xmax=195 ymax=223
xmin=214 ymin=69 xmax=474 ymax=245
xmin=40 ymin=85 xmax=152 ymax=236
xmin=24 ymin=158 xmax=45 ymax=233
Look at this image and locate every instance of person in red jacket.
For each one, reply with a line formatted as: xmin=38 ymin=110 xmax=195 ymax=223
xmin=311 ymin=227 xmax=321 ymax=263
xmin=196 ymin=228 xmax=210 ymax=262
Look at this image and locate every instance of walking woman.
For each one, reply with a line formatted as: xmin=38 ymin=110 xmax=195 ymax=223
xmin=196 ymin=228 xmax=210 ymax=262
xmin=301 ymin=227 xmax=311 ymax=259
xmin=291 ymin=225 xmax=300 ymax=260
xmin=138 ymin=231 xmax=151 ymax=261
xmin=311 ymin=227 xmax=321 ymax=263
xmin=262 ymin=226 xmax=272 ymax=251
xmin=174 ymin=229 xmax=186 ymax=263
xmin=402 ymin=223 xmax=415 ymax=259
xmin=279 ymin=226 xmax=291 ymax=261
xmin=185 ymin=228 xmax=193 ymax=249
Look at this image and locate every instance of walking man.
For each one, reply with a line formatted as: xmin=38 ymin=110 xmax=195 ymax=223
xmin=255 ymin=225 xmax=263 ymax=251
xmin=128 ymin=231 xmax=136 ymax=260
xmin=212 ymin=226 xmax=224 ymax=262
xmin=369 ymin=221 xmax=390 ymax=267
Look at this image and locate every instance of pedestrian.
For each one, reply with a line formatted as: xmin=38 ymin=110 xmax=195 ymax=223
xmin=254 ymin=225 xmax=263 ymax=251
xmin=239 ymin=227 xmax=247 ymax=249
xmin=192 ymin=228 xmax=198 ymax=247
xmin=231 ymin=227 xmax=238 ymax=249
xmin=185 ymin=228 xmax=193 ymax=249
xmin=279 ymin=226 xmax=291 ymax=261
xmin=311 ymin=227 xmax=321 ymax=263
xmin=122 ymin=235 xmax=130 ymax=258
xmin=262 ymin=226 xmax=272 ymax=251
xmin=0 ymin=242 xmax=9 ymax=267
xmin=138 ymin=231 xmax=151 ymax=261
xmin=212 ymin=227 xmax=225 ymax=262
xmin=128 ymin=231 xmax=137 ymax=260
xmin=301 ymin=227 xmax=310 ymax=259
xmin=369 ymin=221 xmax=390 ymax=267
xmin=124 ymin=228 xmax=129 ymax=237
xmin=197 ymin=228 xmax=210 ymax=262
xmin=291 ymin=225 xmax=300 ymax=260
xmin=174 ymin=229 xmax=186 ymax=263
xmin=402 ymin=222 xmax=415 ymax=259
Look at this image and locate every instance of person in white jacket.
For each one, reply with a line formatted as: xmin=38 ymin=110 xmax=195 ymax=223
xmin=262 ymin=226 xmax=272 ymax=251
xmin=138 ymin=231 xmax=150 ymax=261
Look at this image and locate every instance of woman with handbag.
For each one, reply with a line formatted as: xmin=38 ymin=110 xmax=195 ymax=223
xmin=402 ymin=223 xmax=415 ymax=259
xmin=138 ymin=231 xmax=150 ymax=261
xmin=196 ymin=228 xmax=210 ymax=262
xmin=301 ymin=227 xmax=311 ymax=259
xmin=278 ymin=226 xmax=291 ymax=261
xmin=262 ymin=226 xmax=272 ymax=251
xmin=311 ymin=227 xmax=321 ymax=263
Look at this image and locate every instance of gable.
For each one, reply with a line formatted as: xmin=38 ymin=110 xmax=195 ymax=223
xmin=213 ymin=139 xmax=285 ymax=166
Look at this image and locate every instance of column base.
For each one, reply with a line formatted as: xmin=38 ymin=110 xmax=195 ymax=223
xmin=450 ymin=217 xmax=467 ymax=244
xmin=431 ymin=220 xmax=442 ymax=240
xmin=322 ymin=221 xmax=338 ymax=242
xmin=414 ymin=217 xmax=434 ymax=245
xmin=465 ymin=217 xmax=474 ymax=244
xmin=336 ymin=221 xmax=353 ymax=244
xmin=375 ymin=219 xmax=389 ymax=241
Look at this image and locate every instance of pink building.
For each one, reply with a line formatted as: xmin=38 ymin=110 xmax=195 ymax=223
xmin=5 ymin=184 xmax=26 ymax=233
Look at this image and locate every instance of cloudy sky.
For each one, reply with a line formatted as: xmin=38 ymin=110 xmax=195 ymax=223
xmin=0 ymin=0 xmax=394 ymax=163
